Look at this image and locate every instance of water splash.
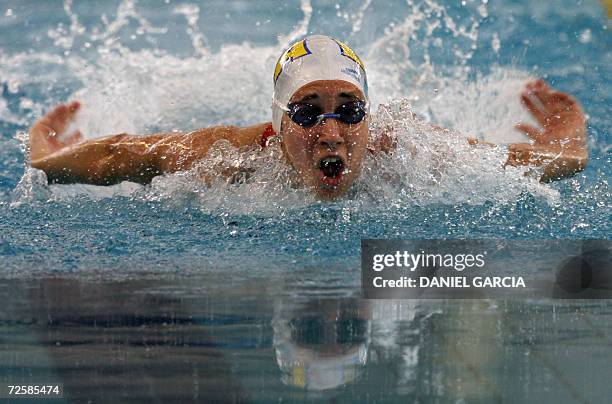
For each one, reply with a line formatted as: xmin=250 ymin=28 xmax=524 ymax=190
xmin=277 ymin=0 xmax=313 ymax=45
xmin=2 ymin=0 xmax=562 ymax=212
xmin=173 ymin=3 xmax=210 ymax=56
xmin=356 ymin=99 xmax=557 ymax=206
xmin=366 ymin=0 xmax=486 ymax=105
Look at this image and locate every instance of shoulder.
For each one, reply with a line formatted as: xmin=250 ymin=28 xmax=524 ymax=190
xmin=188 ymin=123 xmax=274 ymax=149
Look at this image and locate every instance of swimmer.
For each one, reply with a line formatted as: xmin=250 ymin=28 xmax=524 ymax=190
xmin=29 ymin=35 xmax=588 ymax=200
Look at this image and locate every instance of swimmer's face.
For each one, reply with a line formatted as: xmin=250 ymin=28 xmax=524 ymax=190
xmin=280 ymin=80 xmax=369 ymax=200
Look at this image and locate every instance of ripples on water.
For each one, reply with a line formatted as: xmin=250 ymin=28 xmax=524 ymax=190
xmin=2 ymin=278 xmax=612 ymax=402
xmin=0 ymin=0 xmax=610 ymax=402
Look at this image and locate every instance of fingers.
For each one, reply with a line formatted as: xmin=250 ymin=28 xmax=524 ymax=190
xmin=526 ymin=78 xmax=546 ymax=90
xmin=41 ymin=101 xmax=81 ymax=135
xmin=547 ymin=92 xmax=580 ymax=116
xmin=515 ymin=123 xmax=542 ymax=140
xmin=532 ymin=89 xmax=571 ymax=113
xmin=521 ymin=93 xmax=547 ymax=125
xmin=68 ymin=101 xmax=80 ymax=112
xmin=523 ymin=79 xmax=579 ymax=114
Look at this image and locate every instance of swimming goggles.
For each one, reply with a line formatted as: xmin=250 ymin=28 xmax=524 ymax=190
xmin=281 ymin=100 xmax=368 ymax=128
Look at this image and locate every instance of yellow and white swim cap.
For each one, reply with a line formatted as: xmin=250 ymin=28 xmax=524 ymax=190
xmin=272 ymin=35 xmax=368 ymax=133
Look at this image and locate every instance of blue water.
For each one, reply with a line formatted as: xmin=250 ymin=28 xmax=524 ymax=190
xmin=0 ymin=0 xmax=611 ymax=402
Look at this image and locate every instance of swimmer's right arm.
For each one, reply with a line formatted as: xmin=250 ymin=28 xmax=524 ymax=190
xmin=30 ymin=102 xmax=269 ymax=185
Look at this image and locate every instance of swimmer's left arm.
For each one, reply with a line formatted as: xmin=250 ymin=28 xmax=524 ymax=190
xmin=505 ymin=143 xmax=588 ymax=183
xmin=469 ymin=80 xmax=588 ymax=182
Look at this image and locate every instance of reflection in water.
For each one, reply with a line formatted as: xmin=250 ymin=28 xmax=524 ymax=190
xmin=0 ymin=276 xmax=611 ymax=403
xmin=272 ymin=298 xmax=370 ymax=391
xmin=1 ymin=277 xmax=263 ymax=402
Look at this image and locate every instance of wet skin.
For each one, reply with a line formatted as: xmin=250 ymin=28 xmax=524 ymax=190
xmin=280 ymin=80 xmax=369 ymax=200
xmin=29 ymin=79 xmax=588 ymax=195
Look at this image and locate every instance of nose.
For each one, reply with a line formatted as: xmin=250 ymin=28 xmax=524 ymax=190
xmin=317 ymin=118 xmax=345 ymax=150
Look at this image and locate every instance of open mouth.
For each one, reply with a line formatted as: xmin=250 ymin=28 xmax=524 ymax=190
xmin=319 ymin=156 xmax=345 ymax=178
xmin=317 ymin=156 xmax=346 ymax=189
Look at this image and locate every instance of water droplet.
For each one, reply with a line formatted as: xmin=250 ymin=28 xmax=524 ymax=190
xmin=578 ymin=29 xmax=592 ymax=44
xmin=491 ymin=33 xmax=500 ymax=53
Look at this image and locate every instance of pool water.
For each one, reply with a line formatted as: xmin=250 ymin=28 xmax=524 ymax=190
xmin=0 ymin=0 xmax=610 ymax=402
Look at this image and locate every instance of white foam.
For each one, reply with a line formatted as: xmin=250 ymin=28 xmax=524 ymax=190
xmin=5 ymin=0 xmax=560 ymax=210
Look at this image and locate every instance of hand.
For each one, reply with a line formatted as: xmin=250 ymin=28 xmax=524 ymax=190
xmin=29 ymin=101 xmax=83 ymax=161
xmin=515 ymin=79 xmax=586 ymax=149
xmin=507 ymin=80 xmax=588 ymax=182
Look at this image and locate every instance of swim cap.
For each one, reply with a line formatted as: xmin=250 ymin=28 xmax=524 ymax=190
xmin=272 ymin=35 xmax=368 ymax=134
